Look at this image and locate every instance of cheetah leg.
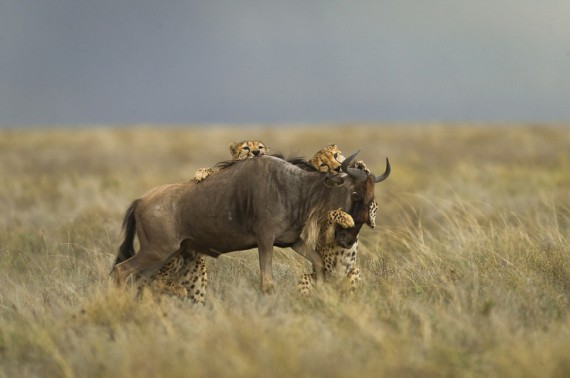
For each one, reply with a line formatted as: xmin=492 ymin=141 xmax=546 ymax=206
xmin=179 ymin=251 xmax=207 ymax=305
xmin=194 ymin=167 xmax=217 ymax=183
xmin=341 ymin=240 xmax=360 ymax=292
xmin=352 ymin=161 xmax=371 ymax=175
xmin=346 ymin=267 xmax=361 ymax=292
xmin=292 ymin=240 xmax=325 ymax=287
xmin=327 ymin=209 xmax=355 ymax=229
xmin=368 ymin=200 xmax=378 ymax=229
xmin=298 ymin=273 xmax=315 ymax=295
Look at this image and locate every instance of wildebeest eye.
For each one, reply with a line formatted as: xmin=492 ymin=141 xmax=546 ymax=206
xmin=242 ymin=146 xmax=250 ymax=151
xmin=352 ymin=192 xmax=363 ymax=201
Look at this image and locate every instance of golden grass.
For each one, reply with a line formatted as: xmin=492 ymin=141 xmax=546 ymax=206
xmin=1 ymin=124 xmax=569 ymax=377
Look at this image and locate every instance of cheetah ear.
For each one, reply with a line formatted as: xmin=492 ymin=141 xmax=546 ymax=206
xmin=229 ymin=142 xmax=239 ymax=155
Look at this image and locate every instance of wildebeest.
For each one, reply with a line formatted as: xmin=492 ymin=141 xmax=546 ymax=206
xmin=112 ymin=152 xmax=390 ymax=292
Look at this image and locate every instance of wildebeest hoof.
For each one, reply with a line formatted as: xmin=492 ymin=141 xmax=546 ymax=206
xmin=261 ymin=283 xmax=275 ymax=294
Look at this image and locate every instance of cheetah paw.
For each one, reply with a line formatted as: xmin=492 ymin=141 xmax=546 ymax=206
xmin=194 ymin=168 xmax=213 ymax=183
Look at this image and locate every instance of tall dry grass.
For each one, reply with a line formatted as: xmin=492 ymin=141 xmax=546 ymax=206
xmin=1 ymin=124 xmax=569 ymax=377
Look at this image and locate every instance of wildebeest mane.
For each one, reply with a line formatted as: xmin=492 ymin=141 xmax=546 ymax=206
xmin=205 ymin=154 xmax=331 ymax=250
xmin=209 ymin=154 xmax=318 ymax=176
xmin=270 ymin=153 xmax=317 ymax=172
xmin=213 ymin=159 xmax=242 ymax=170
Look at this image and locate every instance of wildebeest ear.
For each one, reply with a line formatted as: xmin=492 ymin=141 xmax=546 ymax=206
xmin=324 ymin=174 xmax=344 ymax=187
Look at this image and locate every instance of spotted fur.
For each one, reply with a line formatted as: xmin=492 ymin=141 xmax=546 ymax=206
xmin=229 ymin=140 xmax=269 ymax=160
xmin=298 ymin=208 xmax=360 ymax=294
xmin=139 ymin=251 xmax=208 ymax=304
xmin=310 ymin=144 xmax=345 ymax=174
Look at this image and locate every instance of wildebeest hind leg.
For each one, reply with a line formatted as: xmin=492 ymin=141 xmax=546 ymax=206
xmin=113 ymin=247 xmax=174 ymax=286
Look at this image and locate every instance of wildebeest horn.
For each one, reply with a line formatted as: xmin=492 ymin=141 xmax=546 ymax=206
xmin=340 ymin=150 xmax=360 ymax=173
xmin=374 ymin=157 xmax=391 ymax=183
xmin=346 ymin=167 xmax=368 ymax=181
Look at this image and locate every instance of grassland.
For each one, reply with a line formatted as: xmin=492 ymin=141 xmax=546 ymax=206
xmin=0 ymin=124 xmax=569 ymax=377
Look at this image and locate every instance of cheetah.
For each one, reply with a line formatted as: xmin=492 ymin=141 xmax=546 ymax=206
xmin=194 ymin=140 xmax=269 ymax=182
xmin=297 ymin=208 xmax=358 ymax=294
xmin=142 ymin=250 xmax=208 ymax=304
xmin=143 ymin=140 xmax=268 ymax=303
xmin=298 ymin=159 xmax=378 ymax=295
xmin=310 ymin=144 xmax=346 ymax=174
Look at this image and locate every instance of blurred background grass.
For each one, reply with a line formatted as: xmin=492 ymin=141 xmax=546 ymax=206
xmin=1 ymin=124 xmax=569 ymax=377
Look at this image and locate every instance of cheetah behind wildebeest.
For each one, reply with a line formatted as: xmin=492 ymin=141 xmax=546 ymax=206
xmin=297 ymin=154 xmax=385 ymax=294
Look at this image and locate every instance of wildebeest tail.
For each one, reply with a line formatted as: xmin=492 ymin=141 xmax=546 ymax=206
xmin=112 ymin=199 xmax=139 ymax=269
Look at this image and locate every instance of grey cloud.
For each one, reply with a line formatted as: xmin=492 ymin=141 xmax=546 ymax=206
xmin=1 ymin=0 xmax=569 ymax=126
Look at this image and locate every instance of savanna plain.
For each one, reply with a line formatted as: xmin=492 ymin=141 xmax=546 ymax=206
xmin=1 ymin=124 xmax=569 ymax=378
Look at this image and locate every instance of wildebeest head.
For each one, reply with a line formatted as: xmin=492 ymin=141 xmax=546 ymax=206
xmin=328 ymin=151 xmax=391 ymax=248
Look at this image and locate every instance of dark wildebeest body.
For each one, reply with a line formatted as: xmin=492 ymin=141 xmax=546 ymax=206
xmin=113 ymin=154 xmax=390 ymax=292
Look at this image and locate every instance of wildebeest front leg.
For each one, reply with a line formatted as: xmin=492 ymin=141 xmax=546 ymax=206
xmin=257 ymin=237 xmax=274 ymax=293
xmin=291 ymin=240 xmax=325 ymax=287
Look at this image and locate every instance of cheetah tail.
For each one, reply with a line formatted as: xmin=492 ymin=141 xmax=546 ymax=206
xmin=111 ymin=199 xmax=139 ymax=272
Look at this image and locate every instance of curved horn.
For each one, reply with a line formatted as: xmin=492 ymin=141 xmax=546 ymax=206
xmin=340 ymin=150 xmax=360 ymax=173
xmin=374 ymin=157 xmax=391 ymax=183
xmin=346 ymin=167 xmax=368 ymax=181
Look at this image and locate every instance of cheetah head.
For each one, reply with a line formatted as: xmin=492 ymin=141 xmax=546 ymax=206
xmin=229 ymin=140 xmax=270 ymax=160
xmin=310 ymin=144 xmax=346 ymax=174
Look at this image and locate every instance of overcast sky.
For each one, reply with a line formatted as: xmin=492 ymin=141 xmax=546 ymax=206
xmin=1 ymin=0 xmax=569 ymax=126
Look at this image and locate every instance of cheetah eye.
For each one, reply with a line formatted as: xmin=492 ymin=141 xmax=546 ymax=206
xmin=320 ymin=163 xmax=328 ymax=167
xmin=259 ymin=145 xmax=265 ymax=149
xmin=242 ymin=146 xmax=250 ymax=151
xmin=333 ymin=152 xmax=338 ymax=159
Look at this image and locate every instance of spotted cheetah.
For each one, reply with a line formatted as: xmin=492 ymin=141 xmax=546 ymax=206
xmin=310 ymin=144 xmax=345 ymax=174
xmin=143 ymin=250 xmax=208 ymax=304
xmin=194 ymin=140 xmax=269 ymax=182
xmin=298 ymin=160 xmax=378 ymax=295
